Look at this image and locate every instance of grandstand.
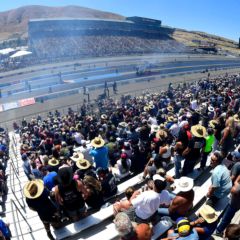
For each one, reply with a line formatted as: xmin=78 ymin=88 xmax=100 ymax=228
xmin=28 ymin=17 xmax=183 ymax=59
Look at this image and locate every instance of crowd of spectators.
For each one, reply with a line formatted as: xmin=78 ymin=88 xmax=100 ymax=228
xmin=18 ymin=73 xmax=240 ymax=240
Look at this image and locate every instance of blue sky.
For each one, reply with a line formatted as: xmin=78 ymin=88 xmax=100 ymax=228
xmin=1 ymin=0 xmax=239 ymax=41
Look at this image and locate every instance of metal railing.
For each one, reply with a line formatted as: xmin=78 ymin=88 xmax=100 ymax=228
xmin=10 ymin=199 xmax=33 ymax=240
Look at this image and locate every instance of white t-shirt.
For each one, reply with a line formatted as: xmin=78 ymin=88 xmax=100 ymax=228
xmin=131 ymin=190 xmax=161 ymax=219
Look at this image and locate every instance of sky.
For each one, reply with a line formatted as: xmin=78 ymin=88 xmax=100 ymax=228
xmin=0 ymin=0 xmax=239 ymax=41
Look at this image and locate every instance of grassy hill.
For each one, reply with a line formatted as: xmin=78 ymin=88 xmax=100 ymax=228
xmin=0 ymin=5 xmax=239 ymax=55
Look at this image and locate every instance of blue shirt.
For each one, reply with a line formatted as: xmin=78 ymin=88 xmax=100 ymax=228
xmin=0 ymin=219 xmax=11 ymax=238
xmin=89 ymin=146 xmax=109 ymax=169
xmin=43 ymin=171 xmax=57 ymax=190
xmin=212 ymin=164 xmax=232 ymax=198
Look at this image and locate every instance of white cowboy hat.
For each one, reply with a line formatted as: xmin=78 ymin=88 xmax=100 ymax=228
xmin=23 ymin=179 xmax=44 ymax=199
xmin=91 ymin=137 xmax=105 ymax=148
xmin=199 ymin=205 xmax=218 ymax=223
xmin=208 ymin=106 xmax=214 ymax=112
xmin=191 ymin=125 xmax=207 ymax=138
xmin=70 ymin=152 xmax=84 ymax=162
xmin=153 ymin=174 xmax=165 ymax=182
xmin=175 ymin=177 xmax=193 ymax=192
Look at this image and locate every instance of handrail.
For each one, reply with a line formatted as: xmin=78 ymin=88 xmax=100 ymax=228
xmin=10 ymin=145 xmax=19 ymax=176
xmin=10 ymin=199 xmax=33 ymax=240
xmin=9 ymin=161 xmax=26 ymax=211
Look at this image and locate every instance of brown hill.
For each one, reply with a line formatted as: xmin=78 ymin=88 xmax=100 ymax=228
xmin=0 ymin=5 xmax=124 ymax=41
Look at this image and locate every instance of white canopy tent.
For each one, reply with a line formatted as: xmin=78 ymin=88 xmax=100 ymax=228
xmin=10 ymin=50 xmax=32 ymax=58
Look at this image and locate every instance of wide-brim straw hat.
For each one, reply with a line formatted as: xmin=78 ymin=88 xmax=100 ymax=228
xmin=175 ymin=177 xmax=193 ymax=192
xmin=167 ymin=116 xmax=174 ymax=122
xmin=209 ymin=120 xmax=218 ymax=129
xmin=76 ymin=159 xmax=91 ymax=170
xmin=191 ymin=124 xmax=206 ymax=138
xmin=70 ymin=152 xmax=84 ymax=162
xmin=48 ymin=158 xmax=59 ymax=166
xmin=148 ymin=104 xmax=155 ymax=110
xmin=186 ymin=93 xmax=192 ymax=98
xmin=199 ymin=205 xmax=218 ymax=223
xmin=234 ymin=114 xmax=240 ymax=122
xmin=23 ymin=179 xmax=44 ymax=199
xmin=143 ymin=106 xmax=150 ymax=112
xmin=118 ymin=122 xmax=128 ymax=128
xmin=156 ymin=129 xmax=167 ymax=139
xmin=167 ymin=106 xmax=174 ymax=112
xmin=91 ymin=137 xmax=105 ymax=148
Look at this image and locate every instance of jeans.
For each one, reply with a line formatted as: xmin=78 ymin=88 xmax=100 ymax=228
xmin=217 ymin=204 xmax=238 ymax=233
xmin=182 ymin=157 xmax=197 ymax=176
xmin=174 ymin=154 xmax=184 ymax=179
xmin=158 ymin=207 xmax=181 ymax=221
xmin=200 ymin=151 xmax=211 ymax=169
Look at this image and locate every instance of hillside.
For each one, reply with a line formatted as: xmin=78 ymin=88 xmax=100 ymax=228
xmin=0 ymin=5 xmax=124 ymax=41
xmin=0 ymin=5 xmax=239 ymax=55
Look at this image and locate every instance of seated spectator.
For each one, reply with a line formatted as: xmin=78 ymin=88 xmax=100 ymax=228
xmin=130 ymin=178 xmax=166 ymax=224
xmin=112 ymin=153 xmax=131 ymax=179
xmin=113 ymin=186 xmax=135 ymax=221
xmin=74 ymin=158 xmax=97 ymax=180
xmin=191 ymin=205 xmax=218 ymax=240
xmin=54 ymin=167 xmax=88 ymax=221
xmin=158 ymin=177 xmax=194 ymax=221
xmin=31 ymin=162 xmax=43 ymax=179
xmin=97 ymin=168 xmax=118 ymax=198
xmin=162 ymin=218 xmax=199 ymax=240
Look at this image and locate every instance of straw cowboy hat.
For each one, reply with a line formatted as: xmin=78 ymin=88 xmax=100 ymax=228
xmin=91 ymin=137 xmax=105 ymax=148
xmin=199 ymin=205 xmax=218 ymax=223
xmin=156 ymin=129 xmax=167 ymax=140
xmin=174 ymin=177 xmax=193 ymax=192
xmin=186 ymin=93 xmax=192 ymax=98
xmin=76 ymin=159 xmax=91 ymax=170
xmin=167 ymin=116 xmax=175 ymax=122
xmin=118 ymin=122 xmax=128 ymax=128
xmin=234 ymin=114 xmax=240 ymax=122
xmin=48 ymin=158 xmax=59 ymax=166
xmin=167 ymin=106 xmax=174 ymax=112
xmin=209 ymin=120 xmax=218 ymax=129
xmin=70 ymin=152 xmax=84 ymax=162
xmin=191 ymin=125 xmax=206 ymax=138
xmin=23 ymin=179 xmax=44 ymax=199
xmin=143 ymin=106 xmax=150 ymax=112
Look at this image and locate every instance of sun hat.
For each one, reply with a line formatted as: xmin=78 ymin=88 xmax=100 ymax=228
xmin=199 ymin=205 xmax=218 ymax=223
xmin=175 ymin=177 xmax=194 ymax=192
xmin=70 ymin=152 xmax=84 ymax=162
xmin=186 ymin=93 xmax=192 ymax=98
xmin=151 ymin=125 xmax=159 ymax=133
xmin=118 ymin=122 xmax=128 ymax=128
xmin=167 ymin=106 xmax=174 ymax=112
xmin=177 ymin=218 xmax=191 ymax=236
xmin=167 ymin=116 xmax=174 ymax=122
xmin=191 ymin=124 xmax=206 ymax=138
xmin=48 ymin=158 xmax=59 ymax=166
xmin=209 ymin=120 xmax=218 ymax=129
xmin=76 ymin=159 xmax=91 ymax=170
xmin=114 ymin=212 xmax=133 ymax=236
xmin=23 ymin=179 xmax=44 ymax=199
xmin=91 ymin=137 xmax=105 ymax=148
xmin=143 ymin=106 xmax=150 ymax=112
xmin=234 ymin=114 xmax=240 ymax=122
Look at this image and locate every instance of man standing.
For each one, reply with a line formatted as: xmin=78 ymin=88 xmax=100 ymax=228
xmin=89 ymin=137 xmax=109 ymax=169
xmin=207 ymin=151 xmax=232 ymax=207
xmin=215 ymin=175 xmax=240 ymax=237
